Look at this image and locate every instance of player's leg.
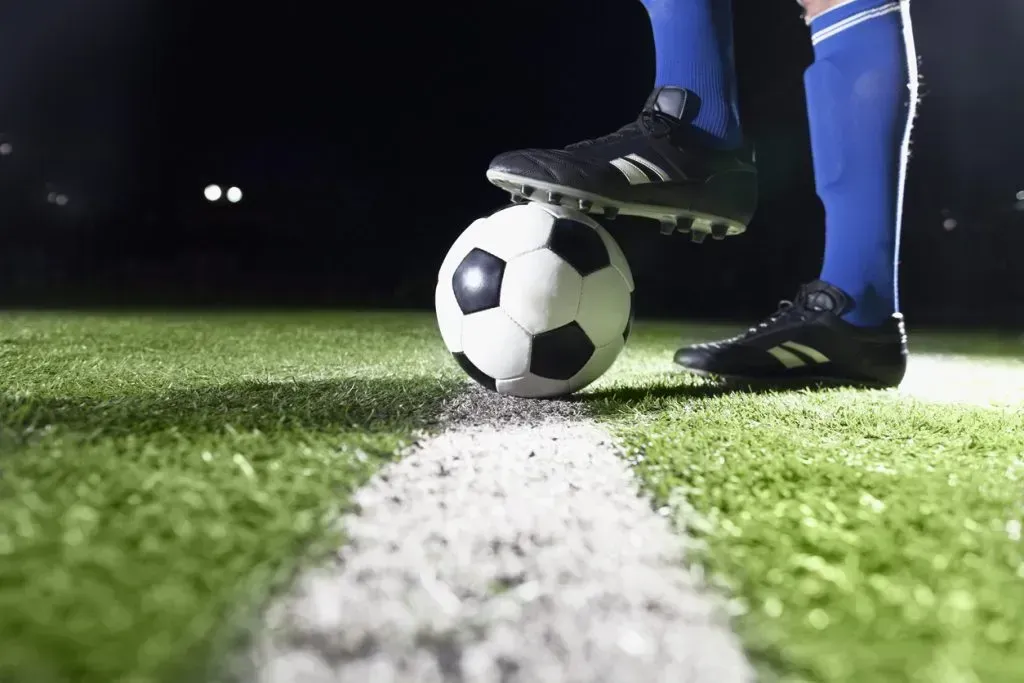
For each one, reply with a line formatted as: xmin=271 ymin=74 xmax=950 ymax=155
xmin=486 ymin=0 xmax=757 ymax=242
xmin=802 ymin=0 xmax=913 ymax=328
xmin=674 ymin=0 xmax=919 ymax=388
xmin=644 ymin=0 xmax=742 ymax=149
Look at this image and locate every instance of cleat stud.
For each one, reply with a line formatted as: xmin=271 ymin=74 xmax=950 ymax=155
xmin=690 ymin=230 xmax=707 ymax=244
xmin=659 ymin=219 xmax=676 ymax=236
xmin=603 ymin=206 xmax=619 ymax=220
xmin=710 ymin=223 xmax=729 ymax=240
xmin=521 ymin=185 xmax=535 ymax=198
xmin=548 ymin=191 xmax=563 ymax=205
xmin=692 ymin=218 xmax=713 ymax=233
xmin=675 ymin=218 xmax=693 ymax=234
xmin=510 ymin=193 xmax=527 ymax=205
xmin=578 ymin=198 xmax=593 ymax=212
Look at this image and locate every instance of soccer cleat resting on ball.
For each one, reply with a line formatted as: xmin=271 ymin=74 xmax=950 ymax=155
xmin=673 ymin=280 xmax=908 ymax=388
xmin=486 ymin=86 xmax=758 ymax=242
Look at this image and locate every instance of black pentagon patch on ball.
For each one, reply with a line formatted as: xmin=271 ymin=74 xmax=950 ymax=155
xmin=623 ymin=292 xmax=635 ymax=342
xmin=452 ymin=352 xmax=496 ymax=391
xmin=530 ymin=321 xmax=595 ymax=381
xmin=452 ymin=248 xmax=505 ymax=315
xmin=546 ymin=218 xmax=610 ymax=277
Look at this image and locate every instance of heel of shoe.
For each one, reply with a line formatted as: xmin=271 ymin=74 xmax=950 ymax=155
xmin=860 ymin=337 xmax=908 ymax=388
xmin=873 ymin=351 xmax=908 ymax=388
xmin=700 ymin=168 xmax=759 ymax=228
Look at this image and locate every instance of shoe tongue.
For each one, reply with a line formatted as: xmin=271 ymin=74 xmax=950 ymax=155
xmin=644 ymin=87 xmax=701 ymax=123
xmin=799 ymin=280 xmax=854 ymax=314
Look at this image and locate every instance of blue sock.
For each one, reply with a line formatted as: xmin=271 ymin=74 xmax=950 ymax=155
xmin=807 ymin=0 xmax=919 ymax=326
xmin=641 ymin=0 xmax=741 ymax=149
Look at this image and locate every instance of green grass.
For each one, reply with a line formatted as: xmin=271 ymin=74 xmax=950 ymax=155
xmin=3 ymin=312 xmax=1024 ymax=683
xmin=588 ymin=322 xmax=1024 ymax=683
xmin=0 ymin=312 xmax=461 ymax=683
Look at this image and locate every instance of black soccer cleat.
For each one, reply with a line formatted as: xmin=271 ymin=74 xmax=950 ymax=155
xmin=487 ymin=86 xmax=758 ymax=242
xmin=673 ymin=280 xmax=908 ymax=388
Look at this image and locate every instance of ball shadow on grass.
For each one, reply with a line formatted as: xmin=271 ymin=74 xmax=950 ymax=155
xmin=577 ymin=375 xmax=785 ymax=418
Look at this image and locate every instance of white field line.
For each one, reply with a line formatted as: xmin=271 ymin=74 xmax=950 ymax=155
xmin=246 ymin=393 xmax=753 ymax=683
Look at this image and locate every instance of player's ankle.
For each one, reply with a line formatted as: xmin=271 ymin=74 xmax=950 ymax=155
xmin=678 ymin=119 xmax=744 ymax=152
xmin=820 ymin=277 xmax=896 ymax=328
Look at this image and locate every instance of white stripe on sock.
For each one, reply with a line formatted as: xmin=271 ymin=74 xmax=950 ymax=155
xmin=804 ymin=0 xmax=862 ymax=26
xmin=893 ymin=0 xmax=918 ymax=313
xmin=812 ymin=2 xmax=900 ymax=45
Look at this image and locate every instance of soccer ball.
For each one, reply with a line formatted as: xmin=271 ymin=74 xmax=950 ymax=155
xmin=435 ymin=203 xmax=635 ymax=399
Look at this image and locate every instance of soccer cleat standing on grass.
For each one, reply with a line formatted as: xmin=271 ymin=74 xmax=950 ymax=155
xmin=486 ymin=86 xmax=758 ymax=243
xmin=673 ymin=280 xmax=908 ymax=388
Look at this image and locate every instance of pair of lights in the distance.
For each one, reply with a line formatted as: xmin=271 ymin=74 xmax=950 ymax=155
xmin=204 ymin=184 xmax=243 ymax=203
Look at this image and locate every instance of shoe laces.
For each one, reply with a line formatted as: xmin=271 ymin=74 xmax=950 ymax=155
xmin=738 ymin=286 xmax=812 ymax=339
xmin=565 ymin=110 xmax=670 ymax=150
xmin=699 ymin=298 xmax=805 ymax=350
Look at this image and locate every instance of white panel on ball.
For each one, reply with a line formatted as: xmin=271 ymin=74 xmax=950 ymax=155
xmin=536 ymin=201 xmax=600 ymax=226
xmin=434 ymin=281 xmax=464 ymax=353
xmin=500 ymin=250 xmax=584 ymax=335
xmin=461 ymin=308 xmax=532 ymax=380
xmin=570 ymin=336 xmax=625 ymax=392
xmin=496 ymin=374 xmax=571 ymax=399
xmin=438 ymin=218 xmax=489 ymax=283
xmin=576 ymin=266 xmax=632 ymax=348
xmin=466 ymin=204 xmax=556 ymax=261
xmin=595 ymin=225 xmax=635 ymax=292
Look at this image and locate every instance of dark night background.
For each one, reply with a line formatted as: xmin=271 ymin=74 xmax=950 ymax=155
xmin=1 ymin=0 xmax=1022 ymax=326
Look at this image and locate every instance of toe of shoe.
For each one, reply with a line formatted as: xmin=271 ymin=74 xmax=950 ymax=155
xmin=488 ymin=149 xmax=588 ymax=186
xmin=673 ymin=344 xmax=714 ymax=371
xmin=674 ymin=342 xmax=770 ymax=377
xmin=488 ymin=149 xmax=554 ymax=180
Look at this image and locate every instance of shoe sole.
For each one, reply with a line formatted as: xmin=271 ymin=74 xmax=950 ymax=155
xmin=675 ymin=364 xmax=898 ymax=390
xmin=486 ymin=170 xmax=746 ymax=243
